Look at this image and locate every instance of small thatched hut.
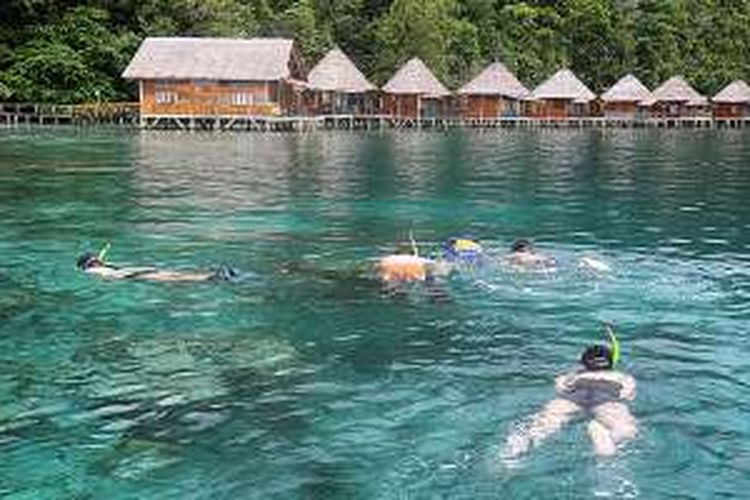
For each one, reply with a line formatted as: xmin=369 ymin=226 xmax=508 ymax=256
xmin=456 ymin=62 xmax=528 ymax=119
xmin=647 ymin=76 xmax=709 ymax=118
xmin=122 ymin=37 xmax=306 ymax=117
xmin=528 ymin=69 xmax=596 ymax=118
xmin=712 ymin=80 xmax=750 ymax=118
xmin=600 ymin=74 xmax=652 ymax=119
xmin=306 ymin=48 xmax=377 ymax=115
xmin=381 ymin=58 xmax=451 ymax=119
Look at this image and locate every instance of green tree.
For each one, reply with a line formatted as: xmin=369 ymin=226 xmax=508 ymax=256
xmin=493 ymin=3 xmax=567 ymax=86
xmin=374 ymin=0 xmax=479 ymax=87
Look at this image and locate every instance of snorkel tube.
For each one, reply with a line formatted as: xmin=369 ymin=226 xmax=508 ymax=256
xmin=409 ymin=230 xmax=419 ymax=257
xmin=604 ymin=322 xmax=621 ymax=369
xmin=97 ymin=242 xmax=111 ymax=263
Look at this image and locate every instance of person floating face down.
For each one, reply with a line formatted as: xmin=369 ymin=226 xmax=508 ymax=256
xmin=76 ymin=244 xmax=237 ymax=283
xmin=377 ymin=241 xmax=451 ymax=302
xmin=503 ymin=324 xmax=637 ymax=460
xmin=506 ymin=239 xmax=556 ymax=270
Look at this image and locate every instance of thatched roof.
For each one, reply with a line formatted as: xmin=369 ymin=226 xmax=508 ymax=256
xmin=530 ymin=68 xmax=596 ymax=102
xmin=601 ymin=74 xmax=652 ymax=103
xmin=307 ymin=48 xmax=375 ymax=93
xmin=649 ymin=76 xmax=707 ymax=105
xmin=122 ymin=37 xmax=297 ymax=80
xmin=457 ymin=62 xmax=528 ymax=99
xmin=382 ymin=58 xmax=450 ymax=97
xmin=712 ymin=80 xmax=750 ymax=103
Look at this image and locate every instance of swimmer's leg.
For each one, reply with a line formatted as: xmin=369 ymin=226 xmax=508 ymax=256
xmin=593 ymin=402 xmax=638 ymax=444
xmin=587 ymin=419 xmax=617 ymax=457
xmin=504 ymin=398 xmax=581 ymax=459
xmin=424 ymin=278 xmax=451 ymax=304
xmin=211 ymin=265 xmax=240 ymax=282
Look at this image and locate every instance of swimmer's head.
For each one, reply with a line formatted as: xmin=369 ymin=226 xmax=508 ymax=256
xmin=76 ymin=252 xmax=103 ymax=270
xmin=580 ymin=344 xmax=613 ymax=371
xmin=511 ymin=239 xmax=533 ymax=253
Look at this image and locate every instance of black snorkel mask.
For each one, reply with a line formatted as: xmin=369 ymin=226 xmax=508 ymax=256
xmin=581 ymin=323 xmax=621 ymax=371
xmin=76 ymin=243 xmax=111 ymax=270
xmin=511 ymin=239 xmax=533 ymax=253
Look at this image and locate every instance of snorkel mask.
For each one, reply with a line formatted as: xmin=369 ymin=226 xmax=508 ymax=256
xmin=76 ymin=242 xmax=111 ymax=270
xmin=580 ymin=322 xmax=621 ymax=371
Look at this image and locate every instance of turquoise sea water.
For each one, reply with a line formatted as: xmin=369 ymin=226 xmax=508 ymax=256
xmin=1 ymin=127 xmax=749 ymax=498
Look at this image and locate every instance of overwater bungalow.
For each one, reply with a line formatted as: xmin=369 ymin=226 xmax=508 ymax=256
xmin=381 ymin=58 xmax=451 ymax=119
xmin=306 ymin=48 xmax=377 ymax=115
xmin=600 ymin=74 xmax=652 ymax=120
xmin=712 ymin=80 xmax=750 ymax=118
xmin=456 ymin=62 xmax=528 ymax=119
xmin=647 ymin=76 xmax=709 ymax=118
xmin=527 ymin=69 xmax=596 ymax=118
xmin=122 ymin=37 xmax=306 ymax=120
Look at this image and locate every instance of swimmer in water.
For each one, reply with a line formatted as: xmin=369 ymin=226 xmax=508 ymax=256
xmin=377 ymin=239 xmax=450 ymax=302
xmin=441 ymin=236 xmax=484 ymax=265
xmin=503 ymin=323 xmax=637 ymax=459
xmin=506 ymin=239 xmax=556 ymax=270
xmin=76 ymin=244 xmax=238 ymax=283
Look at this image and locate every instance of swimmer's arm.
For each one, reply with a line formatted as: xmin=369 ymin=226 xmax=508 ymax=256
xmin=619 ymin=374 xmax=636 ymax=401
xmin=554 ymin=373 xmax=575 ymax=395
xmin=85 ymin=267 xmax=152 ymax=279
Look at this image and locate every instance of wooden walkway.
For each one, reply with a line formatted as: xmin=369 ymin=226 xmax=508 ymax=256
xmin=138 ymin=114 xmax=750 ymax=131
xmin=0 ymin=102 xmax=139 ymax=126
xmin=2 ymin=103 xmax=749 ymax=130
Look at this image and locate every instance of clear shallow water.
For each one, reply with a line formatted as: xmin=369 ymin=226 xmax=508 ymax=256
xmin=1 ymin=127 xmax=749 ymax=498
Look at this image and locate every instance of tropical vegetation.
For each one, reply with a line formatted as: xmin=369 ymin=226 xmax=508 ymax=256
xmin=1 ymin=0 xmax=749 ymax=103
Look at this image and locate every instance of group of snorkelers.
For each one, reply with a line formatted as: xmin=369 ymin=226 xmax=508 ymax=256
xmin=376 ymin=236 xmax=634 ymax=459
xmin=376 ymin=235 xmax=608 ymax=285
xmin=76 ymin=237 xmax=634 ymax=460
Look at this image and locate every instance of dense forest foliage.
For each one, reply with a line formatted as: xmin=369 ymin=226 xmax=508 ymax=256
xmin=1 ymin=0 xmax=749 ymax=103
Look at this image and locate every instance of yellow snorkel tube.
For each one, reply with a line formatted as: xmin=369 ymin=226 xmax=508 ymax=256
xmin=604 ymin=322 xmax=621 ymax=368
xmin=97 ymin=242 xmax=111 ymax=263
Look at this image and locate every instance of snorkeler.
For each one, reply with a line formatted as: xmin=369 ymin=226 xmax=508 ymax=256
xmin=441 ymin=236 xmax=484 ymax=265
xmin=76 ymin=244 xmax=238 ymax=283
xmin=503 ymin=323 xmax=637 ymax=459
xmin=506 ymin=239 xmax=556 ymax=270
xmin=377 ymin=238 xmax=451 ymax=303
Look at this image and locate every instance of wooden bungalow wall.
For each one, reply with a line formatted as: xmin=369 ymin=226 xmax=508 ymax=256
xmin=307 ymin=91 xmax=378 ymax=115
xmin=713 ymin=103 xmax=750 ymax=118
xmin=382 ymin=95 xmax=449 ymax=119
xmin=528 ymin=99 xmax=592 ymax=118
xmin=650 ymin=102 xmax=712 ymax=118
xmin=139 ymin=80 xmax=301 ymax=116
xmin=603 ymin=101 xmax=643 ymax=119
xmin=460 ymin=96 xmax=521 ymax=119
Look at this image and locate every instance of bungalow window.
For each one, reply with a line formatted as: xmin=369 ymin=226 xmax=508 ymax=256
xmin=231 ymin=92 xmax=254 ymax=105
xmin=155 ymin=91 xmax=178 ymax=104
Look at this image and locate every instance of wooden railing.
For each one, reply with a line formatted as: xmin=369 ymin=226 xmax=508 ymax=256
xmin=1 ymin=101 xmax=140 ymax=123
xmin=72 ymin=102 xmax=139 ymax=121
xmin=1 ymin=102 xmax=74 ymax=117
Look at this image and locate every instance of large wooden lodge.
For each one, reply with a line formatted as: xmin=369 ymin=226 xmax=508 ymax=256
xmin=119 ymin=36 xmax=750 ymax=130
xmin=122 ymin=37 xmax=307 ymax=128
